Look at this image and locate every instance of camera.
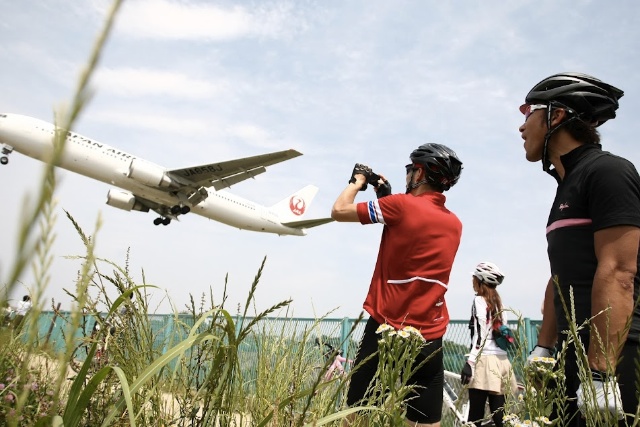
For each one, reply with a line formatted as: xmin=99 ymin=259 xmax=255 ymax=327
xmin=349 ymin=163 xmax=382 ymax=192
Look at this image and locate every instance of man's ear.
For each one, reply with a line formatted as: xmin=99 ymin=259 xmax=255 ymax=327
xmin=414 ymin=167 xmax=425 ymax=182
xmin=550 ymin=108 xmax=568 ymax=127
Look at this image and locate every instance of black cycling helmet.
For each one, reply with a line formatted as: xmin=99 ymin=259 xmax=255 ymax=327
xmin=408 ymin=143 xmax=462 ymax=192
xmin=521 ymin=72 xmax=623 ymax=127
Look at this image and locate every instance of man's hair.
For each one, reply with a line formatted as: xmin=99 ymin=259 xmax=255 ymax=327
xmin=424 ymin=175 xmax=446 ymax=193
xmin=562 ymin=116 xmax=601 ymax=145
xmin=23 ymin=295 xmax=30 ymax=301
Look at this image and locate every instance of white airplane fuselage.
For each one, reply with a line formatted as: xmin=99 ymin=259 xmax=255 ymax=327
xmin=0 ymin=114 xmax=310 ymax=236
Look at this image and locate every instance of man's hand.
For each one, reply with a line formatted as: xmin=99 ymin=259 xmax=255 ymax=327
xmin=526 ymin=344 xmax=554 ymax=366
xmin=374 ymin=177 xmax=392 ymax=198
xmin=460 ymin=361 xmax=474 ymax=385
xmin=349 ymin=163 xmax=372 ymax=191
xmin=576 ymin=369 xmax=624 ymax=420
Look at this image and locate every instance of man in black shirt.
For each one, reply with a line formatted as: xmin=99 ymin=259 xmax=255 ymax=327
xmin=519 ymin=72 xmax=640 ymax=426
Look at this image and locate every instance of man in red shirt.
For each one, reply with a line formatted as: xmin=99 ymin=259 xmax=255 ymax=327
xmin=331 ymin=143 xmax=463 ymax=426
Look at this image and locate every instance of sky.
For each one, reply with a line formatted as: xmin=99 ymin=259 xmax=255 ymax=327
xmin=1 ymin=0 xmax=640 ymax=322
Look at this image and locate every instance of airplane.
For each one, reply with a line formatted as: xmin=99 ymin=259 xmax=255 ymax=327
xmin=0 ymin=113 xmax=333 ymax=236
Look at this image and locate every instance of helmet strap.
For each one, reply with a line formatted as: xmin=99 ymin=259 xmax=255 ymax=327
xmin=405 ymin=169 xmax=428 ymax=193
xmin=542 ymin=104 xmax=579 ymax=174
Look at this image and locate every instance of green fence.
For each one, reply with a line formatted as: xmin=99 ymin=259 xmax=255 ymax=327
xmin=30 ymin=311 xmax=540 ymax=379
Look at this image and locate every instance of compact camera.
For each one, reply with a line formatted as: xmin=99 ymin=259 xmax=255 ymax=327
xmin=349 ymin=163 xmax=382 ymax=191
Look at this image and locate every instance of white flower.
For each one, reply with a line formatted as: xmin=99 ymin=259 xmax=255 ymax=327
xmin=531 ymin=356 xmax=555 ymax=365
xmin=376 ymin=323 xmax=395 ymax=334
xmin=502 ymin=413 xmax=521 ymax=426
xmin=534 ymin=416 xmax=552 ymax=425
xmin=397 ymin=330 xmax=410 ymax=339
xmin=401 ymin=325 xmax=423 ymax=339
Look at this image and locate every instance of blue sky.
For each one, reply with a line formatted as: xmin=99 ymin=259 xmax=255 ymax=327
xmin=1 ymin=0 xmax=639 ymax=321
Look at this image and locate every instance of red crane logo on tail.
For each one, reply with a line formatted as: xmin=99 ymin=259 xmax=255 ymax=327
xmin=289 ymin=196 xmax=306 ymax=216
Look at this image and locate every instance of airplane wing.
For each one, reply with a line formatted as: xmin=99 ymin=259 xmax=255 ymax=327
xmin=167 ymin=149 xmax=302 ymax=190
xmin=282 ymin=217 xmax=335 ymax=229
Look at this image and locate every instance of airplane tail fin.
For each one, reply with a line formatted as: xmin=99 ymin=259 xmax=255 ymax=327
xmin=270 ymin=185 xmax=320 ymax=222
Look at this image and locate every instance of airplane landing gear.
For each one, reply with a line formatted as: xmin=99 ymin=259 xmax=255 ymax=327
xmin=153 ymin=217 xmax=171 ymax=226
xmin=153 ymin=205 xmax=189 ymax=226
xmin=170 ymin=205 xmax=190 ymax=215
xmin=1 ymin=145 xmax=13 ymax=165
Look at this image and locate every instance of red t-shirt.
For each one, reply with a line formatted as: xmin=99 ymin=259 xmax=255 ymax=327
xmin=356 ymin=192 xmax=462 ymax=340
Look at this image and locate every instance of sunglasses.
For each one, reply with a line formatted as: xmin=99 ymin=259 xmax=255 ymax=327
xmin=522 ymin=104 xmax=547 ymax=120
xmin=405 ymin=164 xmax=420 ymax=174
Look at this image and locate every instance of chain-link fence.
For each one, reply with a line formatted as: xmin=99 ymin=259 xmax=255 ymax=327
xmin=30 ymin=311 xmax=540 ymax=378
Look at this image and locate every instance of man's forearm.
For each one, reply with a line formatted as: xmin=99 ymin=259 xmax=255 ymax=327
xmin=590 ymin=225 xmax=640 ymax=372
xmin=331 ymin=182 xmax=362 ymax=222
xmin=537 ymin=277 xmax=558 ymax=348
xmin=588 ymin=268 xmax=634 ymax=372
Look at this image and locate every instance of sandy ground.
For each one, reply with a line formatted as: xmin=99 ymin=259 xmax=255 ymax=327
xmin=28 ymin=352 xmax=76 ymax=395
xmin=160 ymin=393 xmax=252 ymax=426
xmin=26 ymin=352 xmax=253 ymax=426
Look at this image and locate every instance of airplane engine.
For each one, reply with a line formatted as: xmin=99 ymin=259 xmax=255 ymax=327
xmin=127 ymin=159 xmax=173 ymax=188
xmin=106 ymin=189 xmax=150 ymax=212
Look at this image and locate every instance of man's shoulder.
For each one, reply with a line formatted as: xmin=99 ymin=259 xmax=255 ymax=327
xmin=377 ymin=192 xmax=412 ymax=208
xmin=584 ymin=148 xmax=636 ymax=171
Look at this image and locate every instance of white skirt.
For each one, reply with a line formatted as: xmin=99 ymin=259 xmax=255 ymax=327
xmin=469 ymin=353 xmax=518 ymax=395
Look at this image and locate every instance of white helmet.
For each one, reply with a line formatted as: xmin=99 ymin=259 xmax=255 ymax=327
xmin=473 ymin=262 xmax=505 ymax=287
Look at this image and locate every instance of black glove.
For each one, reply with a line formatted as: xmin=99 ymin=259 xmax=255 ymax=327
xmin=349 ymin=163 xmax=373 ymax=191
xmin=349 ymin=163 xmax=384 ymax=192
xmin=375 ymin=179 xmax=392 ymax=198
xmin=460 ymin=362 xmax=473 ymax=385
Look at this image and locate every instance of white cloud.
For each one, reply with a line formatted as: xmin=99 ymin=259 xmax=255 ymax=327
xmin=116 ymin=0 xmax=303 ymax=41
xmin=89 ymin=109 xmax=210 ymax=135
xmin=95 ymin=67 xmax=228 ymax=99
xmin=225 ymin=123 xmax=272 ymax=144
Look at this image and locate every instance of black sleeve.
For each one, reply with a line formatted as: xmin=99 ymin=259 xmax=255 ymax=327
xmin=587 ymin=155 xmax=640 ymax=231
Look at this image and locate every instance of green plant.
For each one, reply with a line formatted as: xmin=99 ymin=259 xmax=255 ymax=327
xmin=0 ymin=347 xmax=62 ymax=425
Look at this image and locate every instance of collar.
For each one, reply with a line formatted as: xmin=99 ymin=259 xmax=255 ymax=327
xmin=416 ymin=191 xmax=447 ymax=206
xmin=559 ymin=143 xmax=603 ymax=176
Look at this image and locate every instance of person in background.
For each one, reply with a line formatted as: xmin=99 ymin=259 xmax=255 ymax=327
xmin=519 ymin=72 xmax=640 ymax=425
xmin=332 ymin=143 xmax=463 ymax=427
xmin=12 ymin=295 xmax=32 ymax=331
xmin=461 ymin=262 xmax=517 ymax=427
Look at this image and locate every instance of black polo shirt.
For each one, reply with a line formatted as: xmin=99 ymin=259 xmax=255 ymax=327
xmin=546 ymin=143 xmax=640 ymax=342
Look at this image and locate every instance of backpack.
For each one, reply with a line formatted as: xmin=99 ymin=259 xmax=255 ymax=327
xmin=491 ymin=321 xmax=516 ymax=351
